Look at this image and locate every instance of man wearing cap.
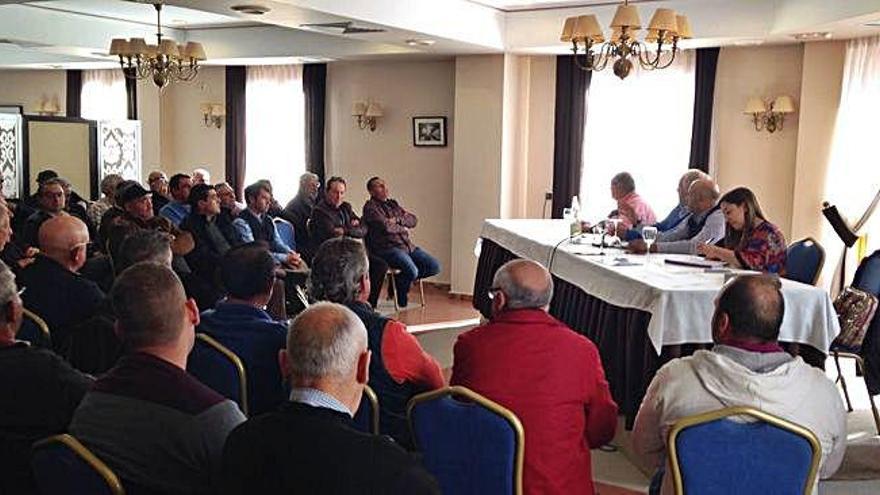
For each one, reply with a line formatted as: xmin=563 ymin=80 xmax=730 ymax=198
xmin=148 ymin=171 xmax=170 ymax=216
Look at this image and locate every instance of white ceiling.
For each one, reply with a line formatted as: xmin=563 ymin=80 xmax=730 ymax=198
xmin=0 ymin=0 xmax=878 ymax=69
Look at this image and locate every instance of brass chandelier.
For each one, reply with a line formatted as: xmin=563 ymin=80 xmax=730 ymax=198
xmin=108 ymin=2 xmax=207 ymax=90
xmin=560 ymin=0 xmax=692 ymax=80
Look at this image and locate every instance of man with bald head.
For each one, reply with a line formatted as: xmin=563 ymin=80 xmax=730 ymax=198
xmin=19 ymin=215 xmax=104 ymax=355
xmin=451 ymin=259 xmax=618 ymax=495
xmin=221 ymin=302 xmax=440 ymax=494
xmin=633 ymin=275 xmax=846 ymax=494
xmin=628 ymin=177 xmax=725 ymax=254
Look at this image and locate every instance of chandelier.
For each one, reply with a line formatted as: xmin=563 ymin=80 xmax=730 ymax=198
xmin=560 ymin=0 xmax=692 ymax=80
xmin=108 ymin=2 xmax=206 ymax=90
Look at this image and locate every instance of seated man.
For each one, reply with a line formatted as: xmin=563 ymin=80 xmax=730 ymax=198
xmin=632 ymin=275 xmax=847 ymax=494
xmin=362 ymin=177 xmax=440 ymax=308
xmin=628 ymin=178 xmax=725 ymax=255
xmin=610 ymin=171 xmax=656 ymax=232
xmin=451 ymin=259 xmax=618 ymax=495
xmin=198 ymin=244 xmax=287 ymax=416
xmin=57 ymin=177 xmax=96 ymax=240
xmin=19 ymin=215 xmax=104 ymax=356
xmin=159 ymin=173 xmax=193 ymax=227
xmin=281 ymin=172 xmax=320 ymax=260
xmin=22 ymin=178 xmax=68 ymax=248
xmin=216 ymin=182 xmax=244 ymax=218
xmin=181 ymin=183 xmax=239 ymax=282
xmin=311 ymin=177 xmax=387 ymax=308
xmin=233 ymin=182 xmax=303 ymax=269
xmin=221 ymin=302 xmax=440 ymax=494
xmin=310 ymin=237 xmax=443 ymax=447
xmin=71 ymin=262 xmax=246 ymax=494
xmin=0 ymin=261 xmax=93 ymax=494
xmin=87 ymin=174 xmax=124 ymax=231
xmin=193 ymin=167 xmax=211 ymax=186
xmin=625 ymin=169 xmax=708 ymax=240
xmin=148 ymin=170 xmax=170 ymax=216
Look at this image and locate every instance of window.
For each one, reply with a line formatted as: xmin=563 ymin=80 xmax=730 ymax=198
xmin=245 ymin=65 xmax=306 ymax=204
xmin=826 ymin=37 xmax=880 ymax=253
xmin=80 ymin=69 xmax=127 ymax=121
xmin=579 ymin=52 xmax=695 ymax=223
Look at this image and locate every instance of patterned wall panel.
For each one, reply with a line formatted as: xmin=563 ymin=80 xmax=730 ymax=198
xmin=0 ymin=114 xmax=23 ymax=199
xmin=97 ymin=120 xmax=142 ymax=184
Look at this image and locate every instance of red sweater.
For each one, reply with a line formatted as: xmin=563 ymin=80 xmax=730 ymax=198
xmin=451 ymin=309 xmax=618 ymax=495
xmin=382 ymin=320 xmax=444 ymax=389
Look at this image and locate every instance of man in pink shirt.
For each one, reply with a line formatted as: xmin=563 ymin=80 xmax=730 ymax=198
xmin=612 ymin=172 xmax=656 ymax=231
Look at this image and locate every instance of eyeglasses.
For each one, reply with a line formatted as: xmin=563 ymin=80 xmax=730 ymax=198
xmin=487 ymin=286 xmax=502 ymax=300
xmin=16 ymin=287 xmax=25 ymax=297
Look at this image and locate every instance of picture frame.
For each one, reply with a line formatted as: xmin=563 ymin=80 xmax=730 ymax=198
xmin=412 ymin=116 xmax=447 ymax=147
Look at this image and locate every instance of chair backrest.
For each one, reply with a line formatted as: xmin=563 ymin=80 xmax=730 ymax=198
xmin=187 ymin=333 xmax=249 ymax=416
xmin=31 ymin=434 xmax=125 ymax=495
xmin=785 ymin=237 xmax=825 ymax=285
xmin=408 ymin=386 xmax=524 ymax=495
xmin=18 ymin=307 xmax=51 ymax=348
xmin=668 ymin=406 xmax=821 ymax=495
xmin=352 ymin=385 xmax=380 ymax=435
xmin=273 ymin=218 xmax=296 ymax=251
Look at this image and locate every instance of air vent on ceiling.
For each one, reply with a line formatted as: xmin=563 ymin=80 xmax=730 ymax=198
xmin=231 ymin=4 xmax=270 ymax=15
xmin=300 ymin=21 xmax=386 ymax=34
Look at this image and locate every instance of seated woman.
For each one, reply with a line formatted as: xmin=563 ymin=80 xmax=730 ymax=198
xmin=697 ymin=187 xmax=786 ymax=273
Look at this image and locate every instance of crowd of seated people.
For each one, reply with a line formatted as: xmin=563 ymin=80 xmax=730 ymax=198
xmin=0 ymin=164 xmax=849 ymax=495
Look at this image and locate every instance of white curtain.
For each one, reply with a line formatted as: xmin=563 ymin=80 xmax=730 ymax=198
xmin=826 ymin=36 xmax=880 ymax=253
xmin=80 ymin=69 xmax=127 ymax=121
xmin=245 ymin=65 xmax=306 ymax=205
xmin=579 ymin=51 xmax=695 ymax=223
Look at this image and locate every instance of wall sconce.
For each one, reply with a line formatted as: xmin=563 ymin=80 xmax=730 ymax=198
xmin=352 ymin=100 xmax=383 ymax=131
xmin=37 ymin=95 xmax=61 ymax=116
xmin=200 ymin=102 xmax=225 ymax=128
xmin=744 ymin=95 xmax=796 ymax=133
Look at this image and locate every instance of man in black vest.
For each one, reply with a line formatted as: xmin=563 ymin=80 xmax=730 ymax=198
xmin=232 ymin=182 xmax=303 ymax=269
xmin=221 ymin=302 xmax=440 ymax=494
xmin=309 ymin=237 xmax=443 ymax=449
xmin=181 ymin=183 xmax=239 ymax=282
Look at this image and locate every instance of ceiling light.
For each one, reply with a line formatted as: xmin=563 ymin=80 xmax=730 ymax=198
xmin=405 ymin=39 xmax=436 ymax=47
xmin=792 ymin=32 xmax=832 ymax=41
xmin=733 ymin=39 xmax=765 ymax=46
xmin=230 ymin=4 xmax=271 ymax=15
xmin=864 ymin=20 xmax=880 ymax=27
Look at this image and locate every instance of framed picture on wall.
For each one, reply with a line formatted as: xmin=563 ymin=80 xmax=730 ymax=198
xmin=412 ymin=116 xmax=447 ymax=147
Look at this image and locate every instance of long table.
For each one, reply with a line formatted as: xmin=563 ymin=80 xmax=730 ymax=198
xmin=473 ymin=219 xmax=841 ymax=425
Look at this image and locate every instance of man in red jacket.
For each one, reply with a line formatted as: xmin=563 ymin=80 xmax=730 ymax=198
xmin=452 ymin=259 xmax=618 ymax=494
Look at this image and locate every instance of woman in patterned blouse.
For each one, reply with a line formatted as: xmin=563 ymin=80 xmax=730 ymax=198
xmin=697 ymin=187 xmax=787 ymax=273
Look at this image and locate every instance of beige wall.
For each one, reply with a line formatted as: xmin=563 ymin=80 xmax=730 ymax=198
xmin=159 ymin=66 xmax=226 ymax=182
xmin=27 ymin=121 xmax=91 ymax=194
xmin=138 ymin=79 xmax=162 ymax=181
xmin=451 ymin=55 xmax=506 ymax=294
xmin=326 ymin=59 xmax=455 ymax=285
xmin=0 ymin=70 xmax=65 ymax=115
xmin=713 ymin=45 xmax=804 ymax=239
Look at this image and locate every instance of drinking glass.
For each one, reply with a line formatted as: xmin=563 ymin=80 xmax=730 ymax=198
xmin=642 ymin=226 xmax=658 ymax=263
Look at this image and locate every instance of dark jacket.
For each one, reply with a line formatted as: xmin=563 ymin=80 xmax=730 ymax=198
xmin=18 ymin=255 xmax=105 ymax=356
xmin=0 ymin=342 xmax=93 ymax=495
xmin=221 ymin=401 xmax=440 ymax=495
xmin=197 ymin=302 xmax=288 ymax=416
xmin=362 ymin=198 xmax=418 ymax=253
xmin=309 ymin=200 xmax=366 ymax=248
xmin=281 ymin=194 xmax=315 ymax=257
xmin=181 ymin=212 xmax=239 ymax=282
xmin=21 ymin=210 xmax=55 ymax=248
xmin=151 ymin=193 xmax=170 ymax=217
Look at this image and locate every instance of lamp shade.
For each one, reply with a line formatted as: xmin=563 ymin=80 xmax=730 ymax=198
xmin=351 ymin=101 xmax=367 ymax=116
xmin=573 ymin=15 xmax=604 ymax=42
xmin=744 ymin=97 xmax=767 ymax=114
xmin=647 ymin=8 xmax=677 ymax=33
xmin=109 ymin=38 xmax=130 ymax=56
xmin=128 ymin=38 xmax=148 ymax=55
xmin=365 ymin=102 xmax=383 ymax=117
xmin=645 ymin=29 xmax=658 ymax=43
xmin=211 ymin=103 xmax=226 ymax=116
xmin=199 ymin=103 xmax=212 ymax=114
xmin=145 ymin=44 xmax=158 ymax=57
xmin=773 ymin=95 xmax=796 ymax=113
xmin=610 ymin=4 xmax=641 ymax=30
xmin=185 ymin=42 xmax=207 ymax=61
xmin=676 ymin=15 xmax=693 ymax=39
xmin=560 ymin=17 xmax=576 ymax=42
xmin=159 ymin=39 xmax=178 ymax=57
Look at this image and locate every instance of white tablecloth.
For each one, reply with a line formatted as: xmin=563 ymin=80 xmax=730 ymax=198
xmin=480 ymin=219 xmax=840 ymax=355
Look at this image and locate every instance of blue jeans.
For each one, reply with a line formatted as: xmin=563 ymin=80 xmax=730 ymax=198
xmin=379 ymin=247 xmax=440 ymax=307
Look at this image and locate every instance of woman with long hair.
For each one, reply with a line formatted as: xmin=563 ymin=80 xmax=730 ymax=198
xmin=697 ymin=187 xmax=787 ymax=273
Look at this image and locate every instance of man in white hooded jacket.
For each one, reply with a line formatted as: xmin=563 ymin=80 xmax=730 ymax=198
xmin=632 ymin=274 xmax=846 ymax=495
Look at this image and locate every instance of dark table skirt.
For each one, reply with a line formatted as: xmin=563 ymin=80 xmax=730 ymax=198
xmin=473 ymin=238 xmax=825 ymax=427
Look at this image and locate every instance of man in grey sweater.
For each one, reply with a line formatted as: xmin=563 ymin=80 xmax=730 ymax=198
xmin=71 ymin=262 xmax=245 ymax=494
